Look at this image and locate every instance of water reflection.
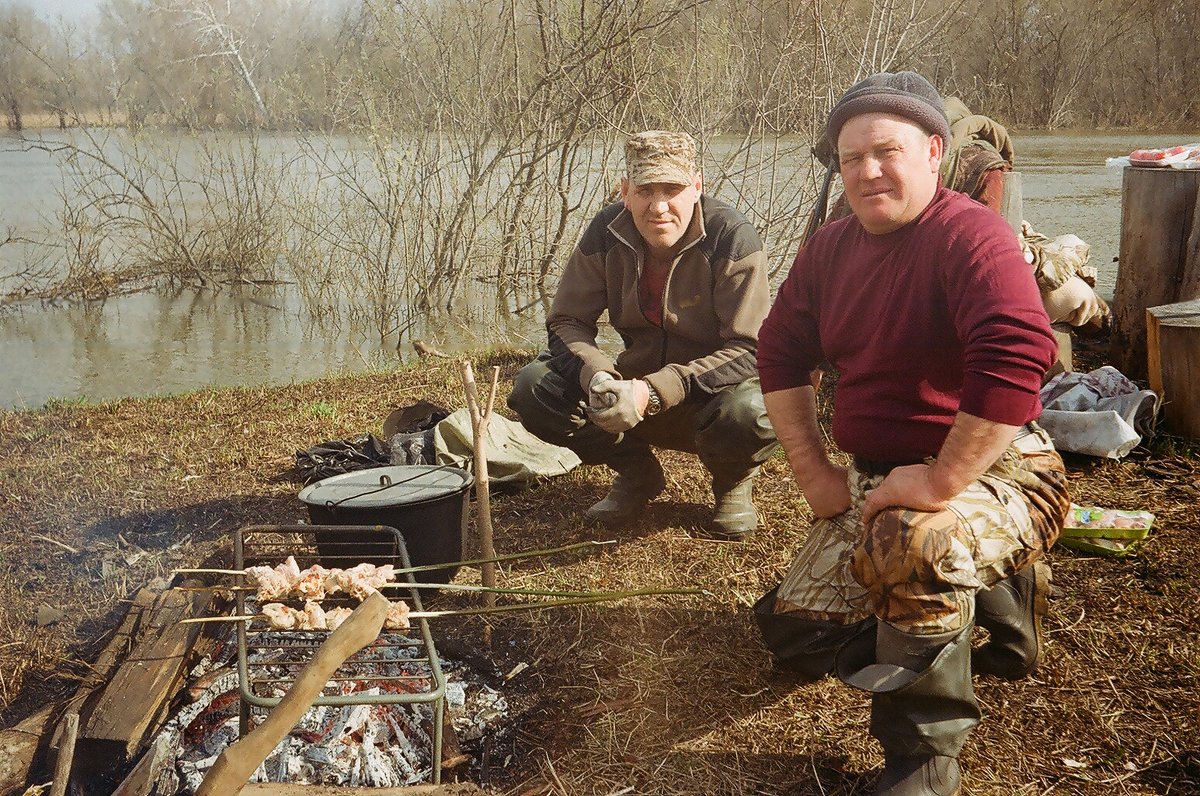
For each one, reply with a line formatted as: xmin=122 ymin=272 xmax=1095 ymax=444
xmin=4 ymin=130 xmax=1198 ymax=409
xmin=0 ymin=286 xmax=551 ymax=408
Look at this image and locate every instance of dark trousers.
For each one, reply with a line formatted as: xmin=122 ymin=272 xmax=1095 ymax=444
xmin=507 ymin=353 xmax=777 ymax=479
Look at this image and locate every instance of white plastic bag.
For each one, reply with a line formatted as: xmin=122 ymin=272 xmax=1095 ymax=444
xmin=1037 ymin=366 xmax=1159 ymax=458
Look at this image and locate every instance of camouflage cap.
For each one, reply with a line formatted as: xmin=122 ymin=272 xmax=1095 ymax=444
xmin=624 ymin=130 xmax=698 ymax=186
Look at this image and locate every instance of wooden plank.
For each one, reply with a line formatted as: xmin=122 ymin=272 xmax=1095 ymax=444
xmin=240 ymin=785 xmax=487 ymax=795
xmin=0 ymin=705 xmax=54 ymax=796
xmin=80 ymin=585 xmax=212 ymax=757
xmin=1111 ymin=168 xmax=1200 ymax=379
xmin=0 ymin=587 xmax=158 ymax=796
xmin=47 ymin=713 xmax=77 ymax=796
xmin=110 ymin=732 xmax=175 ymax=796
xmin=1147 ymin=299 xmax=1200 ymax=440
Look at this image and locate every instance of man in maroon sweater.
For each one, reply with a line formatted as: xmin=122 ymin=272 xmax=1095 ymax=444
xmin=755 ymin=72 xmax=1071 ymax=795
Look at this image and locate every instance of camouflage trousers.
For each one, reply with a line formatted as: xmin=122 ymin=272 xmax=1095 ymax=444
xmin=772 ymin=423 xmax=1070 ymax=635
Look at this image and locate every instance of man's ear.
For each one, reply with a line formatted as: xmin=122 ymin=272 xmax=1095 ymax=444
xmin=929 ymin=134 xmax=944 ymax=171
xmin=693 ymin=172 xmax=703 ymax=195
xmin=619 ymin=176 xmax=630 ymax=203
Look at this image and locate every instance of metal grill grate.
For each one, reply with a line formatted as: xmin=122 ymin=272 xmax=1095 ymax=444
xmin=233 ymin=523 xmax=446 ymax=783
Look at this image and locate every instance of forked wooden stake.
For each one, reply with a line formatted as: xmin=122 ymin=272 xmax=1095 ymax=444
xmin=460 ymin=361 xmax=501 ymax=608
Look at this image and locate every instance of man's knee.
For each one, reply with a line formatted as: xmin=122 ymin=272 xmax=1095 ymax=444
xmin=507 ymin=356 xmax=581 ymax=438
xmin=697 ymin=379 xmax=778 ymax=465
xmin=852 ymin=508 xmax=977 ymax=633
xmin=507 ymin=358 xmax=548 ymax=419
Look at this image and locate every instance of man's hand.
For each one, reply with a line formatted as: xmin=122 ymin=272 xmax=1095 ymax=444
xmin=587 ymin=378 xmax=650 ymax=433
xmin=798 ymin=461 xmax=852 ymax=518
xmin=588 ymin=372 xmax=618 ymax=411
xmin=861 ymin=463 xmax=949 ymax=530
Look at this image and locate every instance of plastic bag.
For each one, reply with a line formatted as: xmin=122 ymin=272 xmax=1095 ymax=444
xmin=295 ymin=433 xmax=392 ymax=484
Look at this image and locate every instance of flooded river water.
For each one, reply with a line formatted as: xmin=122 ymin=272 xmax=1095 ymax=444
xmin=1 ymin=130 xmax=1195 ymax=409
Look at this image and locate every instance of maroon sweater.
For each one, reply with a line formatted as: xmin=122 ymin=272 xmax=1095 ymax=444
xmin=758 ymin=188 xmax=1056 ymax=461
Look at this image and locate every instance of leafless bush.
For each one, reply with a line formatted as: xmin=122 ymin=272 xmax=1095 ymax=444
xmin=4 ymin=130 xmax=286 ymax=302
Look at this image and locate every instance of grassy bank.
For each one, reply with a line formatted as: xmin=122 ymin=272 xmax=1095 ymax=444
xmin=0 ymin=348 xmax=1197 ymax=794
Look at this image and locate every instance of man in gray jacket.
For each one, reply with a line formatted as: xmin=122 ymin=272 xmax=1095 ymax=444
xmin=508 ymin=131 xmax=777 ymax=540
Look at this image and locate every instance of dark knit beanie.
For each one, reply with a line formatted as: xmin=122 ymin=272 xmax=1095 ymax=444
xmin=826 ymin=71 xmax=951 ymax=150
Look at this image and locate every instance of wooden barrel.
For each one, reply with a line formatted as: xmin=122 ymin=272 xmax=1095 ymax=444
xmin=1111 ymin=167 xmax=1200 ymax=380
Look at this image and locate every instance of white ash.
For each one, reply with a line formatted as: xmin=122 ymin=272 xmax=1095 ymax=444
xmin=148 ymin=637 xmax=511 ymax=792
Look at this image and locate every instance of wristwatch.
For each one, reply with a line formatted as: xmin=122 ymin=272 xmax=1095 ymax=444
xmin=644 ymin=383 xmax=663 ymax=416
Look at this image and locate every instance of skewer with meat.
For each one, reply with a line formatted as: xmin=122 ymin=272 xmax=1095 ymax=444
xmin=384 ymin=599 xmax=410 ymax=630
xmin=333 ymin=563 xmax=397 ymax=601
xmin=258 ymin=600 xmax=409 ymax=631
xmin=324 ymin=606 xmax=354 ymax=630
xmin=243 ymin=559 xmax=395 ymax=603
xmin=260 ymin=602 xmax=299 ymax=630
xmin=244 ymin=556 xmax=303 ymax=601
xmin=294 ymin=564 xmax=335 ymax=600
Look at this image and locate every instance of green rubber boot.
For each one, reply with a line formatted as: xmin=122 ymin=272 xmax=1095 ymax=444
xmin=839 ymin=622 xmax=980 ymax=796
xmin=585 ymin=449 xmax=666 ymax=527
xmin=973 ymin=561 xmax=1051 ymax=679
xmin=706 ymin=468 xmax=759 ymax=540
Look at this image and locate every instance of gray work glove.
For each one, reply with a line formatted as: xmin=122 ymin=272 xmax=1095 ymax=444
xmin=586 ymin=377 xmax=650 ymax=433
xmin=588 ymin=371 xmax=618 ymax=411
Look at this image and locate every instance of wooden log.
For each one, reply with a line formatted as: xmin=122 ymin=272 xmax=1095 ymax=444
xmin=1146 ymin=298 xmax=1200 ymax=440
xmin=79 ymin=586 xmax=212 ymax=759
xmin=239 ymin=785 xmax=486 ymax=795
xmin=1182 ymin=184 xmax=1200 ymax=299
xmin=110 ymin=732 xmax=176 ymax=796
xmin=47 ymin=713 xmax=77 ymax=796
xmin=1111 ymin=168 xmax=1200 ymax=379
xmin=0 ymin=706 xmax=54 ymax=796
xmin=0 ymin=587 xmax=157 ymax=796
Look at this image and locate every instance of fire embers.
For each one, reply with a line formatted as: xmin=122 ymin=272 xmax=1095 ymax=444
xmin=149 ymin=639 xmax=512 ymax=792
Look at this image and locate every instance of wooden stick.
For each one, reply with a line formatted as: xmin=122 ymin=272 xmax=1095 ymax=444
xmin=196 ymin=593 xmax=388 ymax=796
xmin=49 ymin=712 xmax=78 ymax=796
xmin=184 ymin=581 xmax=640 ymax=598
xmin=179 ymin=588 xmax=707 ymax=625
xmin=460 ymin=361 xmax=501 ymax=608
xmin=172 ymin=539 xmax=616 ymax=579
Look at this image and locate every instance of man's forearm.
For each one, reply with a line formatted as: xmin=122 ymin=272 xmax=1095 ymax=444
xmin=763 ymin=384 xmax=829 ymax=487
xmin=928 ymin=411 xmax=1021 ymax=499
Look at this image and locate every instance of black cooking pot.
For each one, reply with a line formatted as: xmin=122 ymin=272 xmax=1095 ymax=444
xmin=299 ymin=464 xmax=473 ymax=584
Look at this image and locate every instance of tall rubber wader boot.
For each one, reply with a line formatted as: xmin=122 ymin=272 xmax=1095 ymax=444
xmin=585 ymin=445 xmax=666 ymax=527
xmin=838 ymin=621 xmax=980 ymax=795
xmin=973 ymin=560 xmax=1051 ymax=679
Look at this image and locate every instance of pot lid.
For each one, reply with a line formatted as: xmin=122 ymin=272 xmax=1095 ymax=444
xmin=299 ymin=465 xmax=472 ymax=508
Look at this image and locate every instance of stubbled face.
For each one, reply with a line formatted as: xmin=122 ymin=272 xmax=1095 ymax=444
xmin=837 ymin=112 xmax=942 ymax=234
xmin=620 ymin=174 xmax=702 ymax=257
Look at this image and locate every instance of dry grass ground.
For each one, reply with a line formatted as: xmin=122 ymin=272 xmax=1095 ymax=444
xmin=0 ymin=348 xmax=1197 ymax=795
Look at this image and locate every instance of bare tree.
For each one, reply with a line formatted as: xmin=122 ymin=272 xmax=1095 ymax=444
xmin=155 ymin=0 xmax=272 ymax=125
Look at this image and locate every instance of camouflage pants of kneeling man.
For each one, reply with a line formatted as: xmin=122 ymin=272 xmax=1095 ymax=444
xmin=770 ymin=423 xmax=1070 ymax=639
